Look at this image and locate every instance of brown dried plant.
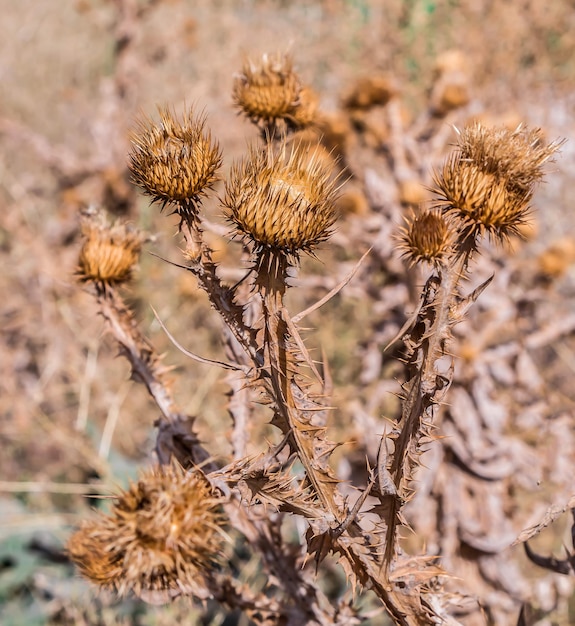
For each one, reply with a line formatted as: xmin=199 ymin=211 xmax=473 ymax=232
xmin=67 ymin=52 xmax=564 ymax=626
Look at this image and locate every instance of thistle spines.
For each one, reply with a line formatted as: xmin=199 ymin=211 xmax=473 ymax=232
xmin=222 ymin=139 xmax=338 ymax=264
xmin=399 ymin=209 xmax=452 ymax=267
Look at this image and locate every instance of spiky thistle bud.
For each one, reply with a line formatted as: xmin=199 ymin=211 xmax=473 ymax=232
xmin=233 ymin=52 xmax=312 ymax=132
xmin=222 ymin=141 xmax=338 ymax=258
xmin=128 ymin=107 xmax=221 ymax=222
xmin=67 ymin=462 xmax=225 ymax=599
xmin=77 ymin=215 xmax=143 ymax=286
xmin=433 ymin=124 xmax=560 ymax=243
xmin=399 ymin=210 xmax=452 ymax=266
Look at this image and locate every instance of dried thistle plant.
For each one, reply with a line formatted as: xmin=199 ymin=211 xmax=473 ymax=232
xmin=433 ymin=124 xmax=559 ymax=246
xmin=68 ymin=50 xmax=564 ymax=626
xmin=68 ymin=462 xmax=225 ymax=600
xmin=223 ymin=140 xmax=338 ymax=258
xmin=399 ymin=208 xmax=452 ymax=267
xmin=383 ymin=125 xmax=561 ymax=572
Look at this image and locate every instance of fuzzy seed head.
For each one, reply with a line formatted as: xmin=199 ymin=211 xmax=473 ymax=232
xmin=223 ymin=142 xmax=338 ymax=255
xmin=233 ymin=53 xmax=303 ymax=127
xmin=77 ymin=218 xmax=142 ymax=285
xmin=400 ymin=210 xmax=452 ymax=266
xmin=128 ymin=108 xmax=221 ymax=213
xmin=434 ymin=159 xmax=531 ymax=239
xmin=433 ymin=124 xmax=560 ymax=242
xmin=457 ymin=124 xmax=558 ymax=194
xmin=67 ymin=463 xmax=225 ymax=598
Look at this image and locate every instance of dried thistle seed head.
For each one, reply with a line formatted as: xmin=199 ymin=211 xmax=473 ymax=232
xmin=433 ymin=159 xmax=531 ymax=239
xmin=433 ymin=124 xmax=561 ymax=242
xmin=223 ymin=141 xmax=338 ymax=255
xmin=399 ymin=210 xmax=452 ymax=266
xmin=66 ymin=520 xmax=124 ymax=589
xmin=77 ymin=218 xmax=142 ymax=285
xmin=67 ymin=462 xmax=225 ymax=598
xmin=128 ymin=107 xmax=221 ymax=215
xmin=456 ymin=123 xmax=560 ymax=195
xmin=431 ymin=79 xmax=470 ymax=116
xmin=233 ymin=52 xmax=302 ymax=127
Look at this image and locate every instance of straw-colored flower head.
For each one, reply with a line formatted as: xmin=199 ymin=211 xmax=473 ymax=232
xmin=433 ymin=124 xmax=560 ymax=242
xmin=77 ymin=218 xmax=142 ymax=285
xmin=399 ymin=210 xmax=452 ymax=266
xmin=233 ymin=52 xmax=302 ymax=128
xmin=67 ymin=462 xmax=225 ymax=598
xmin=128 ymin=107 xmax=221 ymax=217
xmin=223 ymin=141 xmax=338 ymax=256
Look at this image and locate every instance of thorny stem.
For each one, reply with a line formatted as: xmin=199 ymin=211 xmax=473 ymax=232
xmin=181 ymin=216 xmax=262 ymax=367
xmin=384 ymin=253 xmax=468 ymax=568
xmin=221 ymin=501 xmax=342 ymax=625
xmin=92 ymin=228 xmax=448 ymax=624
xmin=95 ymin=285 xmax=213 ymax=468
xmin=254 ymin=251 xmax=439 ymax=626
xmin=257 ymin=250 xmax=341 ymax=519
xmin=97 ymin=286 xmax=181 ymax=422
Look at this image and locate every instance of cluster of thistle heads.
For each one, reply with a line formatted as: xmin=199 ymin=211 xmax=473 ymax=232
xmin=77 ymin=51 xmax=559 ymax=289
xmin=72 ymin=51 xmax=560 ymax=600
xmin=77 ymin=51 xmax=560 ymax=291
xmin=401 ymin=124 xmax=560 ymax=266
xmin=77 ymin=52 xmax=338 ymax=290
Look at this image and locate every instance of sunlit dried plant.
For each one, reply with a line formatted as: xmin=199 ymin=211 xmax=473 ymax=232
xmin=223 ymin=140 xmax=338 ymax=258
xmin=69 ymin=50 xmax=565 ymax=626
xmin=433 ymin=124 xmax=560 ymax=245
xmin=399 ymin=209 xmax=452 ymax=266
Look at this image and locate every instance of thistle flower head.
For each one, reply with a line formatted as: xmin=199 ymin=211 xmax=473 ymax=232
xmin=433 ymin=124 xmax=560 ymax=243
xmin=233 ymin=52 xmax=311 ymax=130
xmin=67 ymin=463 xmax=225 ymax=599
xmin=128 ymin=107 xmax=221 ymax=220
xmin=222 ymin=140 xmax=338 ymax=257
xmin=457 ymin=124 xmax=558 ymax=195
xmin=399 ymin=210 xmax=453 ymax=267
xmin=77 ymin=215 xmax=143 ymax=286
